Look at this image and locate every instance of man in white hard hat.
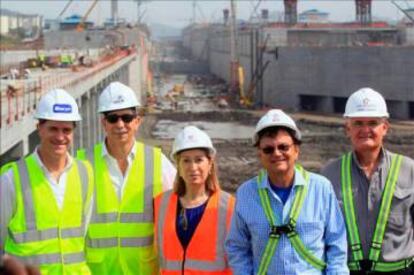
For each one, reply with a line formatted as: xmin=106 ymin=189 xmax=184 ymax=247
xmin=321 ymin=88 xmax=414 ymax=275
xmin=79 ymin=81 xmax=176 ymax=275
xmin=0 ymin=89 xmax=94 ymax=274
xmin=225 ymin=109 xmax=348 ymax=274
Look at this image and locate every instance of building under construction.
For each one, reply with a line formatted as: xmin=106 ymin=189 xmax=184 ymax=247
xmin=182 ymin=0 xmax=414 ymax=119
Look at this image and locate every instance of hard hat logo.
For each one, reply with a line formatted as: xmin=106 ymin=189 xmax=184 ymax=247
xmin=53 ymin=104 xmax=73 ymax=113
xmin=113 ymin=95 xmax=125 ymax=104
xmin=186 ymin=134 xmax=196 ymax=142
xmin=363 ymin=98 xmax=370 ymax=106
xmin=271 ymin=114 xmax=280 ymax=122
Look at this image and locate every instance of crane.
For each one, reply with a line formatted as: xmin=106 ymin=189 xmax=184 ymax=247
xmin=391 ymin=0 xmax=414 ymax=23
xmin=57 ymin=0 xmax=75 ymax=20
xmin=76 ymin=0 xmax=99 ymax=32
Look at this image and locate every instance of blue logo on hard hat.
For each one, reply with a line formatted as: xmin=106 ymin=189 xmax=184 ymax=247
xmin=53 ymin=104 xmax=72 ymax=113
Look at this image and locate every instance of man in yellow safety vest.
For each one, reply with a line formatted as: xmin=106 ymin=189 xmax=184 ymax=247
xmin=0 ymin=88 xmax=94 ymax=274
xmin=79 ymin=82 xmax=176 ymax=274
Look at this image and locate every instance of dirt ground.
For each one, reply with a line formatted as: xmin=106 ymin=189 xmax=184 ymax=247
xmin=138 ymin=109 xmax=414 ymax=194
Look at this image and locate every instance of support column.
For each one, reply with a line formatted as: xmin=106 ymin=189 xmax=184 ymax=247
xmin=91 ymin=87 xmax=98 ymax=145
xmin=84 ymin=91 xmax=91 ymax=149
xmin=77 ymin=97 xmax=84 ymax=150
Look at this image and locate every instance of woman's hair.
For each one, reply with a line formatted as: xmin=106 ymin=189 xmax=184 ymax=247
xmin=173 ymin=148 xmax=220 ymax=197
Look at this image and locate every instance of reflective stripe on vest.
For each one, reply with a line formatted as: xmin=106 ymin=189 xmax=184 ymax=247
xmin=257 ymin=166 xmax=327 ymax=275
xmin=5 ymin=154 xmax=91 ymax=267
xmin=86 ymin=142 xmax=161 ymax=248
xmin=156 ymin=190 xmax=232 ymax=273
xmin=341 ymin=152 xmax=408 ymax=272
xmin=14 ymin=251 xmax=85 ymax=266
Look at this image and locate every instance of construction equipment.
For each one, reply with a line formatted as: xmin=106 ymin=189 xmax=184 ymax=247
xmin=284 ymin=0 xmax=297 ymax=25
xmin=241 ymin=34 xmax=271 ymax=107
xmin=57 ymin=0 xmax=75 ymax=20
xmin=76 ymin=0 xmax=99 ymax=32
xmin=391 ymin=0 xmax=414 ymax=23
xmin=229 ymin=0 xmax=239 ymax=96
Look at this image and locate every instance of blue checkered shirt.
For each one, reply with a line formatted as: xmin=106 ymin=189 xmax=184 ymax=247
xmin=225 ymin=168 xmax=349 ymax=275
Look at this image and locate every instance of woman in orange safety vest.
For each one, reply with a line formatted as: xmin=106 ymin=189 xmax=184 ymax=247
xmin=154 ymin=126 xmax=234 ymax=275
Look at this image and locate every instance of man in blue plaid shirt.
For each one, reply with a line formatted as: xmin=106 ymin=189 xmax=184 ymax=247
xmin=225 ymin=109 xmax=348 ymax=275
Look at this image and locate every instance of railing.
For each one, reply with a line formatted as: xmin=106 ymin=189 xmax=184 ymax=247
xmin=0 ymin=48 xmax=135 ymax=129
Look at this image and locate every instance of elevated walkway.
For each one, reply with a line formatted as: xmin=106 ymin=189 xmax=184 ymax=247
xmin=0 ymin=48 xmax=140 ymax=165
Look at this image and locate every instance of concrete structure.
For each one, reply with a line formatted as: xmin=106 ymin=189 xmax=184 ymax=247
xmin=183 ymin=24 xmax=414 ymax=119
xmin=1 ymin=30 xmax=150 ymax=165
xmin=60 ymin=14 xmax=93 ymax=31
xmin=298 ymin=9 xmax=329 ymax=23
xmin=0 ymin=9 xmax=42 ymax=36
xmin=44 ymin=27 xmax=146 ymax=50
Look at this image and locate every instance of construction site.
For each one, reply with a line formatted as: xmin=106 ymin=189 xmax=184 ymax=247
xmin=1 ymin=0 xmax=414 ymax=192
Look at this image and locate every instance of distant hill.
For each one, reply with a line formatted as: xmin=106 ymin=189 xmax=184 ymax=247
xmin=148 ymin=23 xmax=182 ymax=40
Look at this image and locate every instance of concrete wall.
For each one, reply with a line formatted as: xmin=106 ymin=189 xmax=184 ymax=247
xmin=404 ymin=27 xmax=414 ymax=45
xmin=184 ymin=25 xmax=414 ymax=119
xmin=261 ymin=46 xmax=414 ymax=118
xmin=44 ymin=28 xmax=146 ymax=50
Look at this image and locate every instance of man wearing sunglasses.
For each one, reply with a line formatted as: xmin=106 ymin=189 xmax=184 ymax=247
xmin=225 ymin=109 xmax=348 ymax=274
xmin=322 ymin=88 xmax=414 ymax=275
xmin=79 ymin=82 xmax=176 ymax=275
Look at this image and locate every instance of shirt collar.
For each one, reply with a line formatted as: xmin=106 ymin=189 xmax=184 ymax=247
xmin=258 ymin=167 xmax=306 ymax=190
xmin=352 ymin=147 xmax=387 ymax=170
xmin=101 ymin=140 xmax=136 ymax=159
xmin=33 ymin=146 xmax=73 ymax=172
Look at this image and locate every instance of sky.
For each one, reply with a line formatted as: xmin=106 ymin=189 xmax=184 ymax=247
xmin=0 ymin=0 xmax=410 ymax=28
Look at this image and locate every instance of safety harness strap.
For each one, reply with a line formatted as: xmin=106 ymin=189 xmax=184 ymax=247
xmin=341 ymin=152 xmax=364 ymax=263
xmin=341 ymin=153 xmax=405 ymax=272
xmin=257 ymin=166 xmax=326 ymax=275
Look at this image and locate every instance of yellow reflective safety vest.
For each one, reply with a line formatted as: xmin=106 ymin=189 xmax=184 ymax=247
xmin=84 ymin=142 xmax=163 ymax=275
xmin=2 ymin=154 xmax=94 ymax=275
xmin=60 ymin=54 xmax=70 ymax=65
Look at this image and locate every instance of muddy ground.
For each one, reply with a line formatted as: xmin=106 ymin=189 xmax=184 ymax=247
xmin=138 ymin=108 xmax=414 ymax=194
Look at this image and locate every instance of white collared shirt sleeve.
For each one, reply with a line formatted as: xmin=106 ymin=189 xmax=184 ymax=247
xmin=161 ymin=154 xmax=176 ymax=191
xmin=0 ymin=170 xmax=16 ymax=250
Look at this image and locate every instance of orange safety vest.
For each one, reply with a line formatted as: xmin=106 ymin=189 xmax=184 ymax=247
xmin=154 ymin=190 xmax=234 ymax=275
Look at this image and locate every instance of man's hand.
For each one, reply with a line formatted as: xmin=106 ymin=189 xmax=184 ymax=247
xmin=0 ymin=254 xmax=40 ymax=275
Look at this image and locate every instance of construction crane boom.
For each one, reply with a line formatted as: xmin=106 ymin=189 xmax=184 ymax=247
xmin=392 ymin=0 xmax=414 ymax=23
xmin=58 ymin=0 xmax=75 ymax=19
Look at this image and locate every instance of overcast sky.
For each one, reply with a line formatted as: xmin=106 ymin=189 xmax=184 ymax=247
xmin=1 ymin=0 xmax=409 ymax=27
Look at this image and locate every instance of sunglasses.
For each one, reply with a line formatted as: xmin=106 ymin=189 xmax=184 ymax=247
xmin=105 ymin=113 xmax=136 ymax=124
xmin=260 ymin=143 xmax=293 ymax=155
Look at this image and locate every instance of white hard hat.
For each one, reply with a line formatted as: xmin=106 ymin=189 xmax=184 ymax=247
xmin=344 ymin=87 xmax=389 ymax=118
xmin=98 ymin=82 xmax=140 ymax=113
xmin=34 ymin=89 xmax=81 ymax=121
xmin=253 ymin=109 xmax=301 ymax=144
xmin=171 ymin=126 xmax=216 ymax=159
